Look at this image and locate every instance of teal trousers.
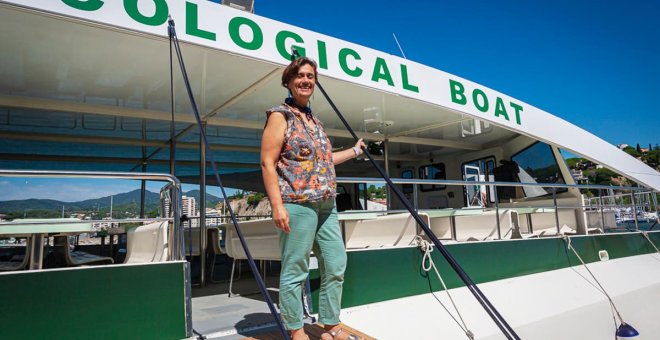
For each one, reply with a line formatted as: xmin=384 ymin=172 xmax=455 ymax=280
xmin=279 ymin=199 xmax=346 ymax=330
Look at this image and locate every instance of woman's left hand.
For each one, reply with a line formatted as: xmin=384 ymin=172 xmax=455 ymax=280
xmin=353 ymin=138 xmax=366 ymax=156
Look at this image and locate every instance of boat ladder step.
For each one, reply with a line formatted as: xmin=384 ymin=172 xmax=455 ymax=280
xmin=242 ymin=322 xmax=376 ymax=340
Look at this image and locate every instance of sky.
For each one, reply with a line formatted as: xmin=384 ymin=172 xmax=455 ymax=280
xmin=254 ymin=0 xmax=659 ymax=147
xmin=1 ymin=0 xmax=658 ymax=202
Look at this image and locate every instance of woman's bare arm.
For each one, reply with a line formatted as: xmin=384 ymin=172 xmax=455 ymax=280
xmin=333 ymin=138 xmax=365 ymax=165
xmin=261 ymin=112 xmax=290 ymax=232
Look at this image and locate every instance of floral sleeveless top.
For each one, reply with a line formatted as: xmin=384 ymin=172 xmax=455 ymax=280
xmin=266 ymin=104 xmax=336 ymax=203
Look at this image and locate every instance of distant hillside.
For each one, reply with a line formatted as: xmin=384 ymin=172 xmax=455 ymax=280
xmin=0 ymin=198 xmax=67 ymax=212
xmin=183 ymin=189 xmax=223 ymax=206
xmin=0 ymin=189 xmax=222 ymax=215
xmin=76 ymin=189 xmax=162 ymax=209
xmin=566 ymin=144 xmax=659 ymax=186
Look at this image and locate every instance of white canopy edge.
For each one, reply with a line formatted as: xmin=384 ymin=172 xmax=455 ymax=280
xmin=2 ymin=0 xmax=659 ymax=191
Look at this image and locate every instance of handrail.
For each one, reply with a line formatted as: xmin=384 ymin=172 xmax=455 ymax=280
xmin=334 ymin=176 xmax=657 ymax=236
xmin=0 ymin=218 xmax=172 ymax=226
xmin=0 ymin=169 xmax=183 ymax=259
xmin=337 ymin=176 xmax=658 ymax=192
xmin=0 ymin=169 xmax=181 ymax=183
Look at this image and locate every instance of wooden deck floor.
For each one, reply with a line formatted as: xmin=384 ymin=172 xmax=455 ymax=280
xmin=243 ymin=323 xmax=376 ymax=340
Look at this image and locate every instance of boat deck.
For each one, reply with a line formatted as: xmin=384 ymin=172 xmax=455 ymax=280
xmin=191 ymin=258 xmax=376 ymax=339
xmin=191 ymin=260 xmax=280 ymax=339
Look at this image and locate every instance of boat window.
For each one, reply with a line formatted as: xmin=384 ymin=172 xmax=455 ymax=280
xmin=460 ymin=119 xmax=493 ymax=138
xmin=461 ymin=156 xmax=496 ymax=206
xmin=511 ymin=142 xmax=567 ymax=198
xmin=419 ymin=163 xmax=446 ymax=192
xmin=401 ymin=169 xmax=414 ymax=194
xmin=355 ymin=183 xmax=367 ymax=210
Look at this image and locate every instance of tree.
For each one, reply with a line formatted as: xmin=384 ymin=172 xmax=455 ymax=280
xmin=636 ymin=143 xmax=641 ymax=153
xmin=587 ymin=168 xmax=619 ymax=185
xmin=229 ymin=190 xmax=246 ymax=200
xmin=623 ymin=146 xmax=641 ymax=158
xmin=367 ymin=185 xmax=386 ymax=199
xmin=247 ymin=192 xmax=265 ymax=205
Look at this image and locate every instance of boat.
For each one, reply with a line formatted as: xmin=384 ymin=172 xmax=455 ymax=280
xmin=0 ymin=1 xmax=659 ymax=339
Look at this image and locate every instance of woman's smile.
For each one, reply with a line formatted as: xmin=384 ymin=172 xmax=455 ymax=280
xmin=289 ymin=64 xmax=316 ymax=104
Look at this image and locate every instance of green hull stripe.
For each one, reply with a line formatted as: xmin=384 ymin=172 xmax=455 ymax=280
xmin=0 ymin=261 xmax=188 ymax=340
xmin=310 ymin=231 xmax=660 ymax=311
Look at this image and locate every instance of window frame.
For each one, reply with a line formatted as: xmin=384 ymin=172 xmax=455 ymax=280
xmin=418 ymin=163 xmax=446 ymax=192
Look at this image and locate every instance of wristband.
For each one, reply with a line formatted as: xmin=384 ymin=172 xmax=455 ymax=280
xmin=352 ymin=146 xmax=360 ymax=157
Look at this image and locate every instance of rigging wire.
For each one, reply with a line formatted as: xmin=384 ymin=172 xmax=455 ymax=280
xmin=168 ymin=21 xmax=176 ymax=176
xmin=641 ymin=231 xmax=660 ymax=253
xmin=168 ymin=17 xmax=290 ymax=340
xmin=292 ymin=47 xmax=520 ymax=340
xmin=416 ymin=236 xmax=474 ymax=339
xmin=562 ymin=235 xmax=627 ymax=337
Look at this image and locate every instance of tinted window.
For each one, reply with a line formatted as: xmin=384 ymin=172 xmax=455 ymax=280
xmin=401 ymin=169 xmax=414 ymax=194
xmin=511 ymin=142 xmax=566 ymax=197
xmin=419 ymin=163 xmax=446 ymax=191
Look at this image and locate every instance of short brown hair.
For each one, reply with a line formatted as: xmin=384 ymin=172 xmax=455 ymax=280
xmin=281 ymin=57 xmax=318 ymax=88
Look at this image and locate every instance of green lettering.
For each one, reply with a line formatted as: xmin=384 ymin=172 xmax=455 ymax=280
xmin=338 ymin=48 xmax=362 ymax=77
xmin=510 ymin=102 xmax=523 ymax=125
xmin=186 ymin=2 xmax=215 ymax=41
xmin=62 ymin=0 xmax=104 ymax=11
xmin=275 ymin=30 xmax=305 ymax=60
xmin=449 ymin=79 xmax=467 ymax=105
xmin=494 ymin=97 xmax=510 ymax=121
xmin=401 ymin=64 xmax=419 ymax=93
xmin=472 ymin=89 xmax=489 ymax=112
xmin=371 ymin=58 xmax=394 ymax=86
xmin=124 ymin=0 xmax=168 ymax=26
xmin=228 ymin=17 xmax=263 ymax=50
xmin=317 ymin=40 xmax=328 ymax=70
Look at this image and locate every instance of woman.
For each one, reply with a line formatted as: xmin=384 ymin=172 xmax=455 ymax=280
xmin=260 ymin=57 xmax=365 ymax=340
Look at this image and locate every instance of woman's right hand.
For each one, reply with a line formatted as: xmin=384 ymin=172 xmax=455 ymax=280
xmin=272 ymin=204 xmax=290 ymax=233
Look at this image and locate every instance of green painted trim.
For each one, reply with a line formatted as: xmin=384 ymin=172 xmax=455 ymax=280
xmin=0 ymin=262 xmax=188 ymax=340
xmin=310 ymin=231 xmax=660 ymax=312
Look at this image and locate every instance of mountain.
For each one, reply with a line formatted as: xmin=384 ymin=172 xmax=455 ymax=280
xmin=0 ymin=189 xmax=222 ymax=214
xmin=183 ymin=190 xmax=223 ymax=205
xmin=0 ymin=198 xmax=68 ymax=213
xmin=75 ymin=189 xmax=161 ymax=209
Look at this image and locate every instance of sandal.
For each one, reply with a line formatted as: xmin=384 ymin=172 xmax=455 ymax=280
xmin=322 ymin=327 xmax=359 ymax=340
xmin=290 ymin=333 xmax=310 ymax=340
xmin=290 ymin=329 xmax=310 ymax=340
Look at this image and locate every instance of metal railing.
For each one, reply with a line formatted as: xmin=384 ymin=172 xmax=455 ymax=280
xmin=0 ymin=169 xmax=184 ymax=260
xmin=337 ymin=177 xmax=659 ymax=237
xmin=174 ymin=178 xmax=658 ymax=254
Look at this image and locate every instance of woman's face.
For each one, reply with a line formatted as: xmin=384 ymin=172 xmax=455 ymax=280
xmin=288 ymin=64 xmax=316 ymax=103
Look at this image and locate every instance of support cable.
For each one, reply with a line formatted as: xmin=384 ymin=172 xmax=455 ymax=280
xmin=168 ymin=20 xmax=176 ymax=176
xmin=416 ymin=236 xmax=474 ymax=339
xmin=295 ymin=48 xmax=519 ymax=339
xmin=641 ymin=231 xmax=660 ymax=253
xmin=562 ymin=236 xmax=625 ymax=335
xmin=168 ymin=18 xmax=290 ymax=340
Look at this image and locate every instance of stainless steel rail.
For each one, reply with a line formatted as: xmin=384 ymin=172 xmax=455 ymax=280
xmin=337 ymin=176 xmax=658 ymax=191
xmin=336 ymin=176 xmax=658 ymax=237
xmin=0 ymin=169 xmax=183 ymax=260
